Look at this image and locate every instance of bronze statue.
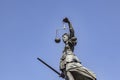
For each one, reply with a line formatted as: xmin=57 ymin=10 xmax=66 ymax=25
xmin=56 ymin=17 xmax=97 ymax=80
xmin=38 ymin=18 xmax=97 ymax=80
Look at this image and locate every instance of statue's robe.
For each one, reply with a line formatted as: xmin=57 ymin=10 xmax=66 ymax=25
xmin=60 ymin=49 xmax=96 ymax=80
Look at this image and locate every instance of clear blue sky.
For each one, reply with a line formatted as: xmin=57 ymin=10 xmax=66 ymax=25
xmin=0 ymin=0 xmax=120 ymax=80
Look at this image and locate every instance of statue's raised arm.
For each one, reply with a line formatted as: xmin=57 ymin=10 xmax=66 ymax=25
xmin=63 ymin=17 xmax=75 ymax=38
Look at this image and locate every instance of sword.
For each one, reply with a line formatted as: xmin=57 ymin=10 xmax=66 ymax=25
xmin=37 ymin=57 xmax=64 ymax=78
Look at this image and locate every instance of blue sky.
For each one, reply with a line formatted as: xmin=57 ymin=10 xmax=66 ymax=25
xmin=0 ymin=0 xmax=120 ymax=80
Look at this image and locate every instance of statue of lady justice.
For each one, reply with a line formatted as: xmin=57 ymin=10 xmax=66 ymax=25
xmin=55 ymin=17 xmax=97 ymax=80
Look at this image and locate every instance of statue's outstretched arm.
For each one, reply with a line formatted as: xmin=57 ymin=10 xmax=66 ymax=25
xmin=68 ymin=22 xmax=74 ymax=38
xmin=63 ymin=17 xmax=75 ymax=38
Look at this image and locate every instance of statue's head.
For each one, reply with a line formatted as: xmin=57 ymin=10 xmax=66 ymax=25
xmin=62 ymin=33 xmax=69 ymax=43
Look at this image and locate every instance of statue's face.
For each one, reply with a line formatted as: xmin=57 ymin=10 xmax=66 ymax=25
xmin=62 ymin=34 xmax=69 ymax=42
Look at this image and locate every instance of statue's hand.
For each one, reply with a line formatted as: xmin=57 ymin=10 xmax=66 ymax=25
xmin=63 ymin=17 xmax=70 ymax=23
xmin=59 ymin=72 xmax=65 ymax=78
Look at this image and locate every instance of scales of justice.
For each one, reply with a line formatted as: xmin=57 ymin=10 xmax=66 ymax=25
xmin=37 ymin=17 xmax=97 ymax=80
